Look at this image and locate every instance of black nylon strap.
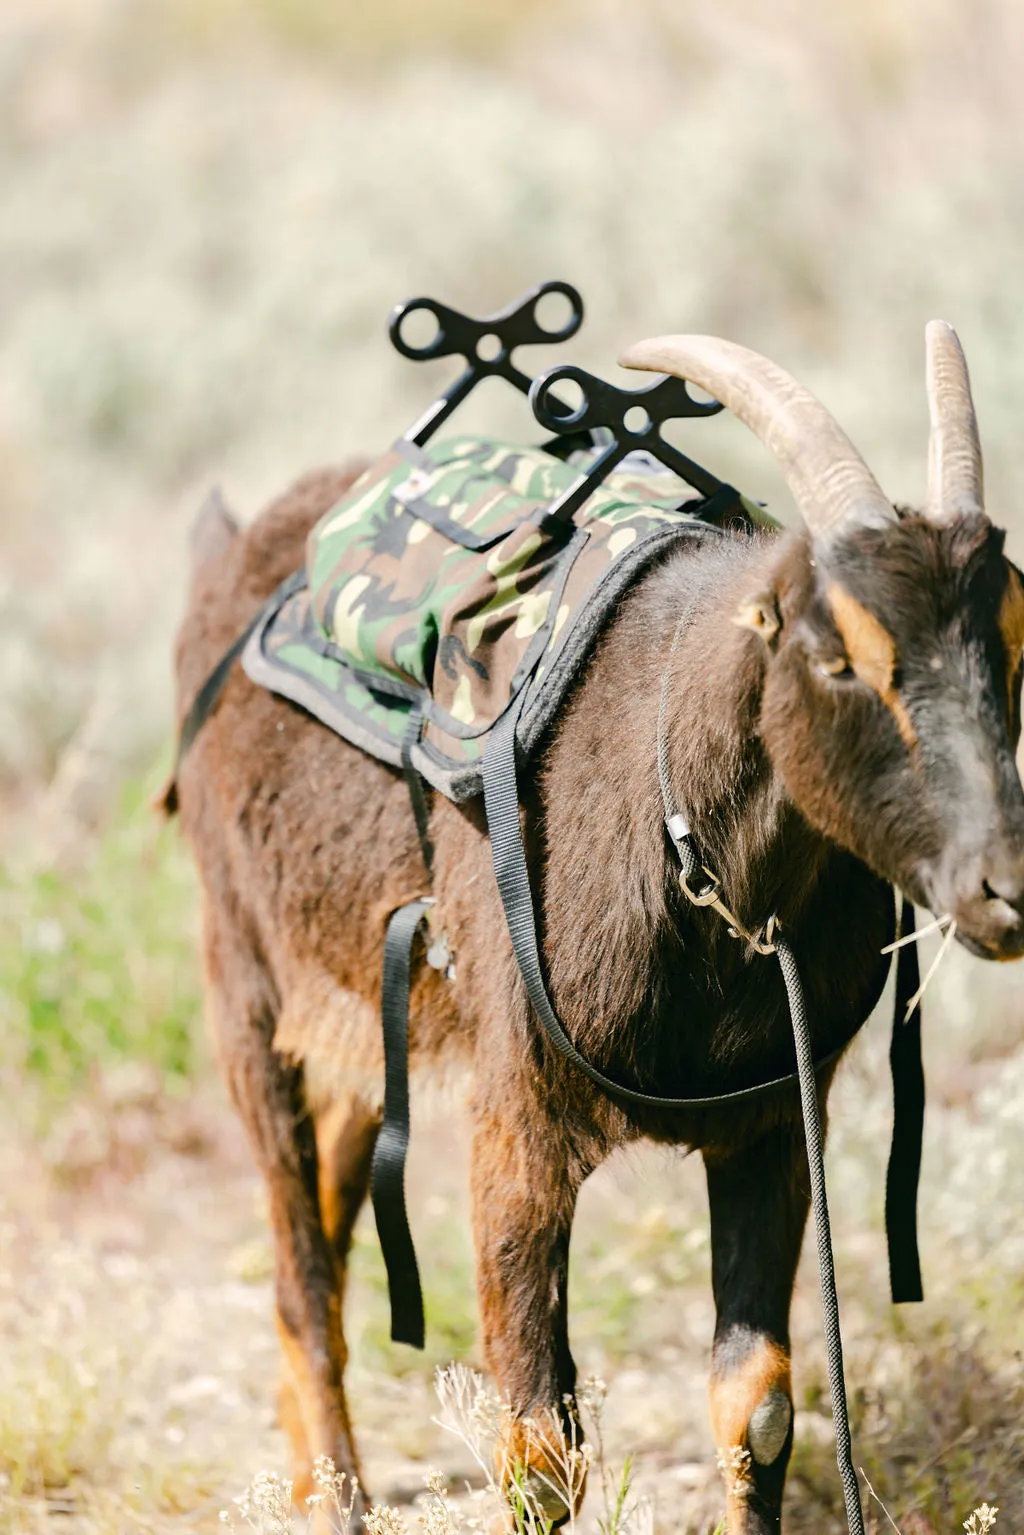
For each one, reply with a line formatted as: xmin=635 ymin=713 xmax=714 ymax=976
xmin=371 ymin=898 xmax=431 ymax=1349
xmin=401 ymin=706 xmax=434 ymax=876
xmin=886 ymin=898 xmax=925 ymax=1304
xmin=174 ymin=570 xmax=307 ymax=774
xmin=482 ymin=692 xmax=844 ymax=1110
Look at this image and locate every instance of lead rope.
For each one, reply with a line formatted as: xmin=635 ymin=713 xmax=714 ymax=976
xmin=660 ymin=622 xmax=864 ymax=1535
xmin=776 ymin=938 xmax=865 ymax=1535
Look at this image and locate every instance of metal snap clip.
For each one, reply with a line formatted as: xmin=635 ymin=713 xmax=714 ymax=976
xmin=679 ymin=867 xmax=722 ymax=907
xmin=749 ymin=914 xmax=780 ymax=956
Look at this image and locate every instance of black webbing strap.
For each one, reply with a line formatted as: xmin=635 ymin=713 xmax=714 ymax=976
xmin=172 ymin=570 xmax=307 ymax=777
xmin=886 ymin=898 xmax=925 ymax=1304
xmin=401 ymin=706 xmax=434 ymax=876
xmin=481 ymin=690 xmax=848 ymax=1110
xmin=371 ymin=897 xmax=431 ymax=1349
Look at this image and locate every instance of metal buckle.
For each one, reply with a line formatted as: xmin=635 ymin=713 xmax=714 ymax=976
xmin=679 ymin=867 xmax=722 ymax=907
xmin=747 ymin=914 xmax=779 ymax=956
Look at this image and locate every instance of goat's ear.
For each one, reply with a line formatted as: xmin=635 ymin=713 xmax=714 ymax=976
xmin=190 ymin=486 xmax=238 ymax=580
xmin=733 ymin=586 xmax=781 ymax=647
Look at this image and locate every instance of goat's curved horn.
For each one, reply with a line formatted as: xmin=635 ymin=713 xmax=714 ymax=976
xmin=618 ymin=335 xmax=896 ymax=539
xmin=925 ymin=319 xmax=984 ymax=521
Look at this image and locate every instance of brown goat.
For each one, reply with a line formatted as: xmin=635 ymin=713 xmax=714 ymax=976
xmin=167 ymin=326 xmax=1024 ymax=1534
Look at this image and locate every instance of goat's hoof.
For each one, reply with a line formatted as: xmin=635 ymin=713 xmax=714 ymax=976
xmin=515 ymin=1469 xmax=573 ymax=1524
xmin=497 ymin=1415 xmax=586 ymax=1528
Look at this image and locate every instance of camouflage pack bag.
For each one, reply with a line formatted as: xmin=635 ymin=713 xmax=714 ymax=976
xmin=241 ymin=432 xmax=759 ymax=801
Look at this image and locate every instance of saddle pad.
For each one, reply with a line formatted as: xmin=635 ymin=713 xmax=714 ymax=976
xmin=242 ymin=435 xmax=740 ymax=800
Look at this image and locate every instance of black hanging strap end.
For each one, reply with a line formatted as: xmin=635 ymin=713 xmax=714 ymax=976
xmin=885 ymin=897 xmax=926 ymax=1305
xmin=371 ymin=898 xmax=431 ymax=1348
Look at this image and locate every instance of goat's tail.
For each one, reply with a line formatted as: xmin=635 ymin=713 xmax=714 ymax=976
xmin=153 ymin=487 xmax=241 ymax=818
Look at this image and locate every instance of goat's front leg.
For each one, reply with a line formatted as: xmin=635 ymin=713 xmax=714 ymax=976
xmin=469 ymin=1090 xmax=591 ymax=1525
xmin=704 ymin=1121 xmax=811 ymax=1534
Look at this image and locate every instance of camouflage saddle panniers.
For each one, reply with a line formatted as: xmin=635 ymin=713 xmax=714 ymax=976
xmin=242 ymin=433 xmax=733 ymax=800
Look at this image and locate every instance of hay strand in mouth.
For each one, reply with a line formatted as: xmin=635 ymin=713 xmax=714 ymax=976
xmin=880 ymin=910 xmax=953 ymax=954
xmin=880 ymin=909 xmax=958 ymax=1020
xmin=904 ymin=918 xmax=958 ymax=1021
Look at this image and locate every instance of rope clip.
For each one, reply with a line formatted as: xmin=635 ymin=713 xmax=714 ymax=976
xmin=679 ymin=864 xmax=779 ymax=954
xmin=746 ymin=913 xmax=780 ymax=956
xmin=678 ymin=866 xmax=723 ymax=907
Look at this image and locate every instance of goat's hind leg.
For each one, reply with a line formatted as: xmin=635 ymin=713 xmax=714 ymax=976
xmin=704 ymin=1122 xmax=811 ymax=1535
xmin=203 ymin=923 xmax=361 ymax=1517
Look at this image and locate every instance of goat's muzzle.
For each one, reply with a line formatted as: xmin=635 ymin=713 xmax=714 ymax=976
xmin=920 ymin=842 xmax=1024 ymax=960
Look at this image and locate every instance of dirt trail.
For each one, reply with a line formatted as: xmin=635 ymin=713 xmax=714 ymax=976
xmin=0 ymin=1083 xmax=731 ymax=1533
xmin=2 ymin=1064 xmax=1021 ymax=1535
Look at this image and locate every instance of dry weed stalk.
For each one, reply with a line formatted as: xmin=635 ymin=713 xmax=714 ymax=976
xmin=218 ymin=1371 xmax=999 ymax=1535
xmin=220 ymin=1469 xmax=295 ymax=1534
xmin=863 ymin=1470 xmax=999 ymax=1535
xmin=434 ymin=1363 xmax=647 ymax=1535
xmin=715 ymin=1445 xmax=754 ymax=1501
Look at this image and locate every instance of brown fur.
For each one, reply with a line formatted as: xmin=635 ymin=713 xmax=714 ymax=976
xmin=711 ymin=1337 xmax=792 ymax=1529
xmin=168 ymin=466 xmax=1024 ymax=1534
xmin=710 ymin=1339 xmax=791 ymax=1456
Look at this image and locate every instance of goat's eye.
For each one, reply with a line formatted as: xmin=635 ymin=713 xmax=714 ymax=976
xmin=818 ymin=655 xmax=854 ymax=679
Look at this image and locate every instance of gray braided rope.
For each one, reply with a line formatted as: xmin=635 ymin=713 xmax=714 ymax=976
xmin=660 ymin=617 xmax=864 ymax=1532
xmin=657 ymin=617 xmax=686 ymax=822
xmin=776 ymin=935 xmax=865 ymax=1535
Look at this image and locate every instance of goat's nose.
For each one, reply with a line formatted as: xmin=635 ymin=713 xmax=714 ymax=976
xmin=979 ymin=843 xmax=1024 ymax=915
xmin=950 ymin=846 xmax=1024 ymax=959
xmin=982 ymin=871 xmax=1024 ymax=914
xmin=923 ymin=841 xmax=1024 ymax=960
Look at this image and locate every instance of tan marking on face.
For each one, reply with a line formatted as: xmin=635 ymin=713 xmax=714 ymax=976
xmin=998 ymin=566 xmax=1024 ymax=723
xmin=827 ymin=583 xmax=918 ymax=751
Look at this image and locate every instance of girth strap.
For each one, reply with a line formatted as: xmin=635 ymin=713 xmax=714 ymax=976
xmin=401 ymin=706 xmax=434 ymax=876
xmin=481 ymin=689 xmax=850 ymax=1109
xmin=371 ymin=897 xmax=431 ymax=1349
xmin=483 ymin=687 xmax=924 ymax=1303
xmin=169 ymin=570 xmax=307 ymax=793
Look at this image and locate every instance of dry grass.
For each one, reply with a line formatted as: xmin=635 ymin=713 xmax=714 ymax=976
xmin=6 ymin=0 xmax=1024 ymax=830
xmin=0 ymin=1219 xmax=221 ymax=1534
xmin=1 ymin=1 xmax=1023 ymax=1532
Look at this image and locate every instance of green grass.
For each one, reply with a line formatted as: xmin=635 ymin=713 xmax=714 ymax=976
xmin=0 ymin=775 xmax=201 ymax=1102
xmin=788 ymin=1327 xmax=1021 ymax=1531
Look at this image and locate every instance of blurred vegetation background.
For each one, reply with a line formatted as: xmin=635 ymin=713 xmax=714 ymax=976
xmin=5 ymin=0 xmax=1024 ymax=1076
xmin=0 ymin=3 xmax=1022 ymax=1530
